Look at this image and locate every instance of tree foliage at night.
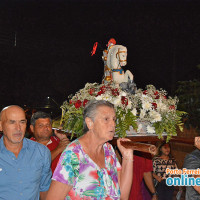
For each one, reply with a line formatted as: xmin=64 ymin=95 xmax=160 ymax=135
xmin=176 ymin=75 xmax=200 ymax=130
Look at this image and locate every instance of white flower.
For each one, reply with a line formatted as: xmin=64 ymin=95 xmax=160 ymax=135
xmin=120 ymin=91 xmax=127 ymax=97
xmin=149 ymin=110 xmax=162 ymax=122
xmin=140 ymin=109 xmax=146 ymax=119
xmin=126 ymin=98 xmax=132 ymax=109
xmin=156 ymin=101 xmax=167 ymax=111
xmin=147 ymin=125 xmax=155 ymax=134
xmin=95 ymin=95 xmax=103 ymax=100
xmin=131 ymin=108 xmax=137 ymax=116
xmin=142 ymin=101 xmax=152 ymax=111
xmin=95 ymin=94 xmax=112 ymax=102
xmin=141 ymin=94 xmax=153 ymax=102
xmin=113 ymin=96 xmax=121 ymax=107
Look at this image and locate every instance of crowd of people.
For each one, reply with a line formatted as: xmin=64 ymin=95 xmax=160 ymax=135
xmin=0 ymin=100 xmax=199 ymax=199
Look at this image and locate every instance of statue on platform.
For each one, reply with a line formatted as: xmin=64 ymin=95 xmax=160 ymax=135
xmin=102 ymin=38 xmax=136 ymax=94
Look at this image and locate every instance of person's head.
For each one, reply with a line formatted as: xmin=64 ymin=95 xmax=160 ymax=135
xmin=157 ymin=141 xmax=171 ymax=157
xmin=30 ymin=111 xmax=52 ymax=141
xmin=83 ymin=100 xmax=116 ymax=141
xmin=0 ymin=105 xmax=27 ymax=145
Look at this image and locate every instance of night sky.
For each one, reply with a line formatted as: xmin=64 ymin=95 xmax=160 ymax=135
xmin=0 ymin=0 xmax=200 ymax=112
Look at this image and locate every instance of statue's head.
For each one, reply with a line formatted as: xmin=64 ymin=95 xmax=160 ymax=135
xmin=108 ymin=45 xmax=127 ymax=69
xmin=116 ymin=46 xmax=127 ymax=67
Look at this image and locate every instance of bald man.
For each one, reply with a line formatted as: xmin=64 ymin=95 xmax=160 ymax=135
xmin=0 ymin=105 xmax=52 ymax=200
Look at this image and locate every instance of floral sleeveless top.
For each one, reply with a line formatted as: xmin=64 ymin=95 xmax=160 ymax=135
xmin=52 ymin=139 xmax=121 ymax=200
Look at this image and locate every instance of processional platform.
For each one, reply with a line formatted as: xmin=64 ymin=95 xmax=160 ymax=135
xmin=110 ymin=134 xmax=195 ymax=155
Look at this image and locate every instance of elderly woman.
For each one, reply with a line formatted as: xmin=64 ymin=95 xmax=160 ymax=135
xmin=47 ymin=100 xmax=133 ymax=200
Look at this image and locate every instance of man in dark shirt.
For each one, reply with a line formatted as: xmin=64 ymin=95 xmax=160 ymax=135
xmin=183 ymin=148 xmax=200 ymax=200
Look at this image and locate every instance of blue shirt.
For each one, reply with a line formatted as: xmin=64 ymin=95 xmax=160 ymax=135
xmin=0 ymin=137 xmax=52 ymax=200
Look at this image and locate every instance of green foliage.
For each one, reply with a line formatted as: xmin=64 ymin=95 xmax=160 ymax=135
xmin=175 ymin=79 xmax=200 ymax=129
xmin=61 ymin=102 xmax=84 ymax=139
xmin=153 ymin=110 xmax=186 ymax=142
xmin=115 ymin=107 xmax=137 ymax=137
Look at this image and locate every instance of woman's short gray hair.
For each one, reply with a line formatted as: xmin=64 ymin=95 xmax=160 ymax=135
xmin=83 ymin=100 xmax=114 ymax=133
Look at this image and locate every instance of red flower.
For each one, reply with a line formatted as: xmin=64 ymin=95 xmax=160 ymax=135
xmin=163 ymin=95 xmax=167 ymax=99
xmin=74 ymin=100 xmax=82 ymax=109
xmin=69 ymin=100 xmax=73 ymax=104
xmin=154 ymin=91 xmax=160 ymax=99
xmin=143 ymin=90 xmax=147 ymax=95
xmin=83 ymin=99 xmax=89 ymax=107
xmin=100 ymin=86 xmax=106 ymax=92
xmin=112 ymin=88 xmax=119 ymax=96
xmin=121 ymin=96 xmax=128 ymax=106
xmin=89 ymin=88 xmax=95 ymax=95
xmin=152 ymin=102 xmax=157 ymax=109
xmin=97 ymin=90 xmax=103 ymax=96
xmin=169 ymin=105 xmax=175 ymax=110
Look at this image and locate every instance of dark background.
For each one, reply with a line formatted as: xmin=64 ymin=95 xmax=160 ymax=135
xmin=0 ymin=0 xmax=200 ymax=115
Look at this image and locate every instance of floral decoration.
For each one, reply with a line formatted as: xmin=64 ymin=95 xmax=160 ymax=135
xmin=61 ymin=83 xmax=185 ymax=142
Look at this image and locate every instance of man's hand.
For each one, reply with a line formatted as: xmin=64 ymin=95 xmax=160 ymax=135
xmin=50 ymin=129 xmax=71 ymax=161
xmin=54 ymin=129 xmax=68 ymax=140
xmin=54 ymin=128 xmax=70 ymax=152
xmin=57 ymin=138 xmax=70 ymax=152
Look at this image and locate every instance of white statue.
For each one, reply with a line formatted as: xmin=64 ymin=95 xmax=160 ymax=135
xmin=102 ymin=38 xmax=134 ymax=86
